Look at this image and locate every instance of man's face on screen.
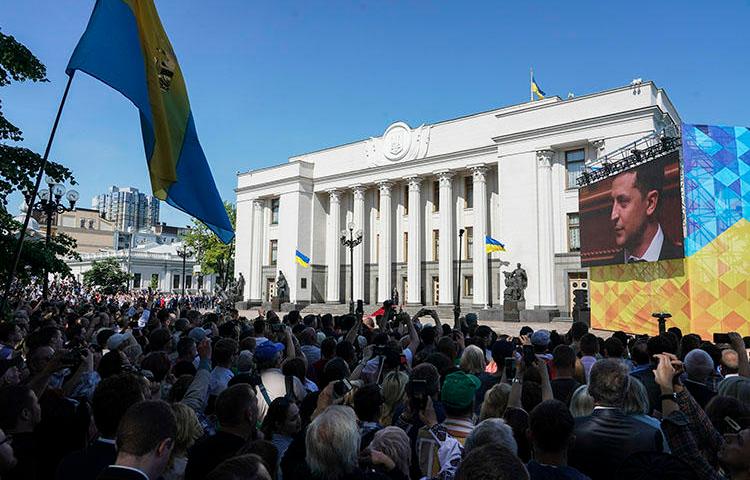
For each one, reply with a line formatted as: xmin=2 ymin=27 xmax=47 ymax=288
xmin=610 ymin=171 xmax=652 ymax=250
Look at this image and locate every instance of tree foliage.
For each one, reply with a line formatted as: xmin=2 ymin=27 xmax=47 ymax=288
xmin=0 ymin=29 xmax=79 ymax=284
xmin=82 ymin=258 xmax=130 ymax=293
xmin=184 ymin=201 xmax=236 ymax=290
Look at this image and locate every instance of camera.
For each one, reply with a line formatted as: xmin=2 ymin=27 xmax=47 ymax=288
xmin=333 ymin=378 xmax=353 ymax=399
xmin=61 ymin=346 xmax=88 ymax=367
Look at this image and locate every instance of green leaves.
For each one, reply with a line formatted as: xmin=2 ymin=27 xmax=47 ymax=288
xmin=82 ymin=257 xmax=130 ymax=293
xmin=184 ymin=201 xmax=236 ymax=289
xmin=0 ymin=31 xmax=48 ymax=87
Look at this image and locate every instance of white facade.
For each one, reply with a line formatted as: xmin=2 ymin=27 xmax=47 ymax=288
xmin=235 ymin=82 xmax=680 ymax=311
xmin=68 ymin=241 xmax=215 ymax=293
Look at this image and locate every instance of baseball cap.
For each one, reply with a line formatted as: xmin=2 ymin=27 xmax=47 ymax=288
xmin=441 ymin=371 xmax=481 ymax=409
xmin=107 ymin=332 xmax=133 ymax=351
xmin=255 ymin=341 xmax=285 ymax=362
xmin=531 ymin=329 xmax=551 ymax=347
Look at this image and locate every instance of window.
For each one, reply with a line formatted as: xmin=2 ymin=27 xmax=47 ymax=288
xmin=565 ymin=149 xmax=585 ymax=189
xmin=432 ymin=230 xmax=440 ymax=260
xmin=197 ymin=276 xmax=204 ymax=290
xmin=271 ymin=198 xmax=280 ymax=224
xmin=133 ymin=273 xmax=141 ymax=288
xmin=269 ymin=240 xmax=278 ymax=265
xmin=376 ymin=189 xmax=381 ymax=220
xmin=432 ymin=181 xmax=440 ymax=212
xmin=568 ymin=213 xmax=581 ymax=252
xmin=80 ymin=219 xmax=86 ymax=228
xmin=465 ymin=227 xmax=473 ymax=260
xmin=301 ymin=278 xmax=307 ymax=289
xmin=463 ymin=275 xmax=474 ymax=297
xmin=464 ymin=176 xmax=473 ymax=208
xmin=403 ymin=185 xmax=409 ymax=215
xmin=173 ymin=274 xmax=180 ymax=289
xmin=403 ymin=232 xmax=408 ymax=263
xmin=151 ymin=274 xmax=159 ymax=289
xmin=186 ymin=275 xmax=192 ymax=289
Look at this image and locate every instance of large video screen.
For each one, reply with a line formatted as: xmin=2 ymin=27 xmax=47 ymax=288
xmin=579 ymin=150 xmax=684 ymax=267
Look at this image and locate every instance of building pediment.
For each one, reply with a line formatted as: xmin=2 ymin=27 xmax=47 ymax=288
xmin=364 ymin=121 xmax=431 ymax=166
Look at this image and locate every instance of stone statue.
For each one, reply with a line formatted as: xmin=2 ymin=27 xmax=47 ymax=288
xmin=512 ymin=263 xmax=527 ymax=301
xmin=277 ymin=271 xmax=289 ymax=303
xmin=391 ymin=286 xmax=400 ymax=306
xmin=236 ymin=273 xmax=245 ymax=301
xmin=502 ymin=263 xmax=528 ymax=303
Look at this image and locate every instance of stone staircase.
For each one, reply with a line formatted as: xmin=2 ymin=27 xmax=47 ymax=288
xmin=299 ymin=303 xmax=502 ymax=323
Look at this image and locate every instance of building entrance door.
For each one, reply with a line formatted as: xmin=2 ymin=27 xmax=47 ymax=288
xmin=402 ymin=277 xmax=408 ymax=305
xmin=432 ymin=276 xmax=439 ymax=305
xmin=266 ymin=278 xmax=277 ymax=302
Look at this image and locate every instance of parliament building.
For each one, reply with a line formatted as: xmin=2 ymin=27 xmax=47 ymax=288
xmin=234 ymin=81 xmax=680 ymax=315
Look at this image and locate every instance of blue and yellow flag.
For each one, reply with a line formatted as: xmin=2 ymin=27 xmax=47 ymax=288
xmin=531 ymin=75 xmax=546 ymax=100
xmin=66 ymin=0 xmax=234 ymax=243
xmin=295 ymin=250 xmax=311 ymax=268
xmin=485 ymin=235 xmax=506 ymax=253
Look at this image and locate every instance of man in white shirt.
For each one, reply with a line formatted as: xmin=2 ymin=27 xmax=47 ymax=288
xmin=253 ymin=331 xmax=306 ymax=422
xmin=609 ymin=163 xmax=683 ymax=264
xmin=208 ymin=339 xmax=237 ymax=397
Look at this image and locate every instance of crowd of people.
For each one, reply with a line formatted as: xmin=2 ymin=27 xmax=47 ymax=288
xmin=0 ymin=283 xmax=749 ymax=480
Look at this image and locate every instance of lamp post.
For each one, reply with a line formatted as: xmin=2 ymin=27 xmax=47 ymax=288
xmin=453 ymin=228 xmax=465 ymax=329
xmin=29 ymin=177 xmax=78 ymax=299
xmin=126 ymin=226 xmax=135 ymax=291
xmin=340 ymin=222 xmax=363 ymax=314
xmin=176 ymin=244 xmax=193 ymax=297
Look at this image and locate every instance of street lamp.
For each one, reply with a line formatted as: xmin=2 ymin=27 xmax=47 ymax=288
xmin=453 ymin=228 xmax=465 ymax=329
xmin=340 ymin=221 xmax=363 ymax=314
xmin=176 ymin=244 xmax=193 ymax=297
xmin=126 ymin=226 xmax=135 ymax=291
xmin=28 ymin=177 xmax=78 ymax=299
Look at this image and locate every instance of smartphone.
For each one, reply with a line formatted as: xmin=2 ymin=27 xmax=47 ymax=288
xmin=523 ymin=345 xmax=536 ymax=367
xmin=333 ymin=378 xmax=353 ymax=399
xmin=504 ymin=357 xmax=516 ymax=379
xmin=713 ymin=333 xmax=731 ymax=344
xmin=409 ymin=379 xmax=428 ymax=411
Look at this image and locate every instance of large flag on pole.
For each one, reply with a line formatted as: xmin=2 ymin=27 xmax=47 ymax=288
xmin=66 ymin=0 xmax=234 ymax=243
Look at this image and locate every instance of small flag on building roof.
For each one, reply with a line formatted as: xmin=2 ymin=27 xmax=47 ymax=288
xmin=485 ymin=236 xmax=506 ymax=253
xmin=295 ymin=250 xmax=310 ymax=268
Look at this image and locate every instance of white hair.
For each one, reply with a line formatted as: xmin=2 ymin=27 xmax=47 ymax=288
xmin=306 ymin=406 xmax=359 ymax=479
xmin=464 ymin=418 xmax=517 ymax=455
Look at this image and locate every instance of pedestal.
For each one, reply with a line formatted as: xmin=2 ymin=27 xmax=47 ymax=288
xmin=271 ymin=296 xmax=281 ymax=312
xmin=503 ymin=300 xmax=524 ymax=322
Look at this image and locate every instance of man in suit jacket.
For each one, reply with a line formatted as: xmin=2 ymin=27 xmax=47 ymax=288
xmin=57 ymin=374 xmax=146 ymax=480
xmin=569 ymin=359 xmax=664 ymax=480
xmin=610 ymin=162 xmax=683 ymax=264
xmin=97 ymin=401 xmax=176 ymax=480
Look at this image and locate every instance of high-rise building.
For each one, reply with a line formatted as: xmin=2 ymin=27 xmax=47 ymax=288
xmin=92 ymin=186 xmax=160 ymax=231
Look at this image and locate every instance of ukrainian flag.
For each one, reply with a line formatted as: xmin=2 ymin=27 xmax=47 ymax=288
xmin=531 ymin=76 xmax=546 ymax=100
xmin=295 ymin=250 xmax=311 ymax=268
xmin=485 ymin=236 xmax=506 ymax=253
xmin=66 ymin=0 xmax=234 ymax=243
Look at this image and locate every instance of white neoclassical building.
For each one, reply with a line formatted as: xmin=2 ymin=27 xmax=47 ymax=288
xmin=235 ymin=81 xmax=680 ymax=314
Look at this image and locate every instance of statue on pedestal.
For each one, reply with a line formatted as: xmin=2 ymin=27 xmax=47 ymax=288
xmin=277 ymin=271 xmax=289 ymax=304
xmin=236 ymin=273 xmax=245 ymax=301
xmin=503 ymin=263 xmax=528 ymax=303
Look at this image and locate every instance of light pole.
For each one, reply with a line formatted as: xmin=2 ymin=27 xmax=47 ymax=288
xmin=29 ymin=177 xmax=78 ymax=299
xmin=176 ymin=244 xmax=193 ymax=297
xmin=126 ymin=226 xmax=135 ymax=291
xmin=340 ymin=222 xmax=363 ymax=314
xmin=453 ymin=228 xmax=465 ymax=329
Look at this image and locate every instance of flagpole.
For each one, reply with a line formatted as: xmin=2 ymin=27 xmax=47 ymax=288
xmin=530 ymin=67 xmax=533 ymax=102
xmin=0 ymin=72 xmax=75 ymax=315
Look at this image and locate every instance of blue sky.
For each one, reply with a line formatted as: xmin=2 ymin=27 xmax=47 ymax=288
xmin=4 ymin=0 xmax=749 ymax=227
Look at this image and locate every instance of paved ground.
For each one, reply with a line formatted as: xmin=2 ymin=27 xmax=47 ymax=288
xmin=238 ymin=309 xmax=610 ymax=337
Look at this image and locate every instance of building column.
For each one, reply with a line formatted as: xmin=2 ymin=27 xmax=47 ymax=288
xmin=249 ymin=199 xmax=264 ymax=303
xmin=436 ymin=171 xmax=454 ymax=305
xmin=536 ymin=150 xmax=556 ymax=306
xmin=352 ymin=185 xmax=366 ymax=302
xmin=471 ymin=165 xmax=489 ymax=306
xmin=378 ymin=181 xmax=392 ymax=303
xmin=326 ymin=190 xmax=341 ymax=302
xmin=406 ymin=176 xmax=422 ymax=305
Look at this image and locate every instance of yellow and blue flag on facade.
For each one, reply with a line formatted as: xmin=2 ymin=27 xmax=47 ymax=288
xmin=531 ymin=75 xmax=546 ymax=100
xmin=66 ymin=0 xmax=234 ymax=243
xmin=295 ymin=250 xmax=311 ymax=268
xmin=485 ymin=235 xmax=506 ymax=253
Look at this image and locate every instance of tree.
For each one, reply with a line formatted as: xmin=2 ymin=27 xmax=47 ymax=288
xmin=184 ymin=201 xmax=236 ymax=290
xmin=0 ymin=29 xmax=79 ymax=285
xmin=82 ymin=258 xmax=130 ymax=293
xmin=149 ymin=274 xmax=159 ymax=291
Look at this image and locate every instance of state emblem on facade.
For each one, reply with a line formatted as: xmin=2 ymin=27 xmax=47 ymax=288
xmin=365 ymin=121 xmax=431 ymax=165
